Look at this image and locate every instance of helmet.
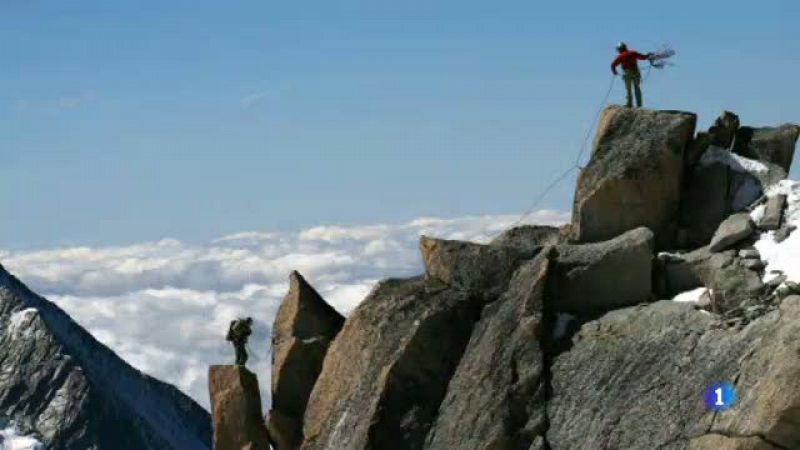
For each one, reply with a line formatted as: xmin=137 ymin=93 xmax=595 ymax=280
xmin=616 ymin=42 xmax=628 ymax=52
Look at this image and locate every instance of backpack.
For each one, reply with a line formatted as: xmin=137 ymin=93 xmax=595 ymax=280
xmin=225 ymin=320 xmax=236 ymax=341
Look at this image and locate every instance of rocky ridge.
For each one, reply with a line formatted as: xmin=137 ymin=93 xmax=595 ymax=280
xmin=0 ymin=264 xmax=213 ymax=450
xmin=211 ymin=107 xmax=799 ymax=450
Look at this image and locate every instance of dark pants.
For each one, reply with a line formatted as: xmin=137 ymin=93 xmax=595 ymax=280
xmin=234 ymin=341 xmax=248 ymax=365
xmin=623 ymin=70 xmax=643 ymax=107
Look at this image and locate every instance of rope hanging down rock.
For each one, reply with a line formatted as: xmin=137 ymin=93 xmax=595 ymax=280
xmin=500 ymin=74 xmax=616 ymax=235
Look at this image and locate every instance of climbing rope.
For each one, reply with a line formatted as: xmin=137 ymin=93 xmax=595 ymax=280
xmin=575 ymin=74 xmax=617 ymax=168
xmin=494 ymin=74 xmax=617 ymax=237
xmin=643 ymin=44 xmax=675 ymax=83
xmin=503 ymin=165 xmax=579 ymax=231
xmin=643 ymin=63 xmax=653 ymax=83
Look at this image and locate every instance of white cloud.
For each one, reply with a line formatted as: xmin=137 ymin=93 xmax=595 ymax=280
xmin=0 ymin=211 xmax=568 ymax=410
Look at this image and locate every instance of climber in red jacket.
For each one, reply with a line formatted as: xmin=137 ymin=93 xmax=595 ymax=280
xmin=611 ymin=42 xmax=652 ymax=108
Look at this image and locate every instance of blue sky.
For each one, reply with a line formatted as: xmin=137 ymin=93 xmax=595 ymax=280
xmin=0 ymin=0 xmax=797 ymax=248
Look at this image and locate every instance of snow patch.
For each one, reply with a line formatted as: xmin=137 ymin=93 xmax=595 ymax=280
xmin=700 ymin=147 xmax=778 ymax=210
xmin=6 ymin=308 xmax=38 ymax=340
xmin=754 ymin=180 xmax=800 ymax=283
xmin=700 ymin=146 xmax=769 ymax=174
xmin=750 ymin=204 xmax=766 ymax=223
xmin=0 ymin=421 xmax=45 ymax=450
xmin=672 ymin=287 xmax=709 ymax=303
xmin=657 ymin=251 xmax=684 ymax=262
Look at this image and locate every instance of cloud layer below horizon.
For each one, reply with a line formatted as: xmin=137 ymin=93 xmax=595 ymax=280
xmin=0 ymin=211 xmax=568 ymax=409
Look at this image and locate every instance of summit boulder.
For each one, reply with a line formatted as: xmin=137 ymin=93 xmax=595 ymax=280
xmin=571 ymin=106 xmax=696 ymax=249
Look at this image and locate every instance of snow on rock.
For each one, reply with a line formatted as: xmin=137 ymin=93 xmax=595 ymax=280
xmin=701 ymin=146 xmax=786 ymax=204
xmin=671 ymin=287 xmax=709 ymax=303
xmin=700 ymin=146 xmax=769 ymax=174
xmin=656 ymin=251 xmax=684 ymax=262
xmin=0 ymin=421 xmax=46 ymax=450
xmin=750 ymin=203 xmax=766 ymax=224
xmin=754 ymin=180 xmax=800 ymax=283
xmin=6 ymin=308 xmax=38 ymax=340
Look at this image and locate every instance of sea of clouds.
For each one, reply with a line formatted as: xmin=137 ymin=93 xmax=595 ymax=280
xmin=0 ymin=211 xmax=567 ymax=410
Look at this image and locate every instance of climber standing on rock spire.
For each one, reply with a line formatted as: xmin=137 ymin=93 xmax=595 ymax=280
xmin=226 ymin=317 xmax=253 ymax=366
xmin=611 ymin=42 xmax=652 ymax=108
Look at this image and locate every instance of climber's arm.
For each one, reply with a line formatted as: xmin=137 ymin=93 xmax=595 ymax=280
xmin=611 ymin=55 xmax=622 ymax=75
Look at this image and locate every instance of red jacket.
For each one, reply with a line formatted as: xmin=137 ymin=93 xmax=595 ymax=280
xmin=611 ymin=50 xmax=649 ymax=74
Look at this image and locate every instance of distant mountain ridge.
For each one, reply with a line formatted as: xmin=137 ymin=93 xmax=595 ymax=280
xmin=0 ymin=264 xmax=212 ymax=449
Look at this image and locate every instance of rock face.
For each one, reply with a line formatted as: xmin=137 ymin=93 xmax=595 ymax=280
xmin=708 ymin=254 xmax=765 ymax=312
xmin=301 ymin=277 xmax=482 ymax=450
xmin=419 ymin=236 xmax=537 ymax=298
xmin=759 ymin=194 xmax=787 ymax=231
xmin=550 ymin=227 xmax=654 ymax=315
xmin=655 ymin=246 xmax=765 ymax=310
xmin=685 ymin=111 xmax=739 ymax=167
xmin=0 ymin=264 xmax=212 ymax=450
xmin=708 ymin=111 xmax=741 ymax=148
xmin=571 ymin=106 xmax=697 ymax=248
xmin=656 ymin=250 xmax=704 ymax=297
xmin=689 ymin=435 xmax=780 ymax=450
xmin=684 ymin=111 xmax=740 ymax=172
xmin=209 ymin=366 xmax=270 ymax=450
xmin=266 ymin=410 xmax=298 ymax=450
xmin=734 ymin=124 xmax=800 ymax=173
xmin=548 ymin=298 xmax=800 ymax=450
xmin=680 ymin=161 xmax=738 ymax=246
xmin=425 ymin=251 xmax=551 ymax=450
xmin=489 ymin=225 xmax=563 ymax=251
xmin=268 ymin=271 xmax=344 ymax=449
xmin=709 ymin=213 xmax=755 ymax=253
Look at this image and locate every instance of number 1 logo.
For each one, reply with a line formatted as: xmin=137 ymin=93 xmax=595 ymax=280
xmin=705 ymin=383 xmax=736 ymax=411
